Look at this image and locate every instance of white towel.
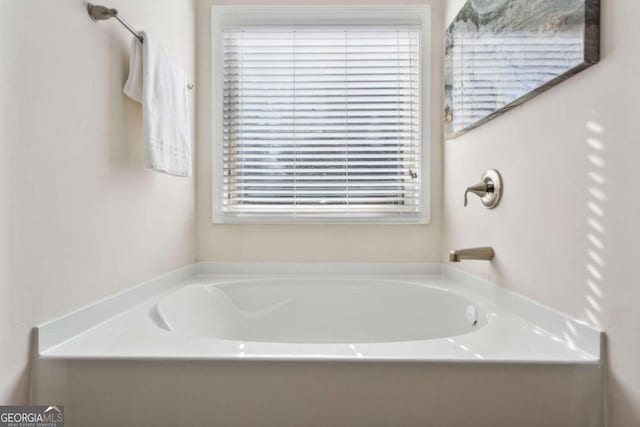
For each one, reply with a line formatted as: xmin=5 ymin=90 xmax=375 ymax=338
xmin=124 ymin=31 xmax=192 ymax=177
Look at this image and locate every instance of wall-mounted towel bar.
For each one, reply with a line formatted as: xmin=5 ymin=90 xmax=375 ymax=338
xmin=87 ymin=3 xmax=194 ymax=90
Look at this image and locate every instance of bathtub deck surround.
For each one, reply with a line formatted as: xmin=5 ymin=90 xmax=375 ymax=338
xmin=32 ymin=263 xmax=603 ymax=426
xmin=35 ymin=263 xmax=600 ymax=362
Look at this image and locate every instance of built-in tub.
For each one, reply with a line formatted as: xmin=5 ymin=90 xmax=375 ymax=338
xmin=156 ymin=279 xmax=484 ymax=344
xmin=33 ymin=264 xmax=604 ymax=426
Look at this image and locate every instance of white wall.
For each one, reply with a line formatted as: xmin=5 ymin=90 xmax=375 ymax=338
xmin=0 ymin=0 xmax=19 ymax=404
xmin=0 ymin=0 xmax=196 ymax=404
xmin=195 ymin=0 xmax=444 ymax=262
xmin=443 ymin=0 xmax=640 ymax=425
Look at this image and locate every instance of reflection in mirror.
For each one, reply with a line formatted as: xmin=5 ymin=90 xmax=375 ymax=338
xmin=444 ymin=0 xmax=600 ymax=139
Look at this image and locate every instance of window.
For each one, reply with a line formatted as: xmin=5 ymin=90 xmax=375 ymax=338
xmin=212 ymin=6 xmax=430 ymax=223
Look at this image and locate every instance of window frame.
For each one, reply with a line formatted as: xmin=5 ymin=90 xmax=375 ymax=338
xmin=211 ymin=5 xmax=431 ymax=224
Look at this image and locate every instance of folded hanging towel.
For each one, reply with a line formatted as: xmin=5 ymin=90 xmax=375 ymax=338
xmin=124 ymin=31 xmax=192 ymax=177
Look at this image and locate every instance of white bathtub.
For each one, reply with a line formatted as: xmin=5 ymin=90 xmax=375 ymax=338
xmin=33 ymin=263 xmax=604 ymax=426
xmin=156 ymin=278 xmax=484 ymax=344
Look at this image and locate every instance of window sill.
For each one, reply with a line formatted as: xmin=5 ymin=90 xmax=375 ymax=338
xmin=212 ymin=214 xmax=430 ymax=225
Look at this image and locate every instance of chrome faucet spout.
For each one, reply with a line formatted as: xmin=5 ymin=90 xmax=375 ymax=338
xmin=449 ymin=247 xmax=495 ymax=262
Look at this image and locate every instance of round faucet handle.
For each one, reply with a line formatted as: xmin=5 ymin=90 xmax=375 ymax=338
xmin=463 ymin=169 xmax=502 ymax=209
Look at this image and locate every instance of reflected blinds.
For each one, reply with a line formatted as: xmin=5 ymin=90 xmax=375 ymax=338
xmin=221 ymin=28 xmax=422 ymax=220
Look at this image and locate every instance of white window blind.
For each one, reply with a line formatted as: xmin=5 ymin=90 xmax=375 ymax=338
xmin=220 ymin=27 xmax=423 ymax=222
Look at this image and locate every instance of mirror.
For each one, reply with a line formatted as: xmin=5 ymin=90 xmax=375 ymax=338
xmin=444 ymin=0 xmax=600 ymax=139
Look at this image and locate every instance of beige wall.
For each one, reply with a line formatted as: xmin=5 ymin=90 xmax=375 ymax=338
xmin=0 ymin=0 xmax=196 ymax=404
xmin=195 ymin=0 xmax=444 ymax=262
xmin=443 ymin=0 xmax=640 ymax=425
xmin=0 ymin=0 xmax=18 ymax=404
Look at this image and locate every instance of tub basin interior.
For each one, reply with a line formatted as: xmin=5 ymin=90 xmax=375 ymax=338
xmin=155 ymin=278 xmax=485 ymax=343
